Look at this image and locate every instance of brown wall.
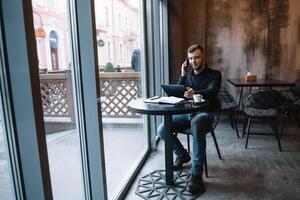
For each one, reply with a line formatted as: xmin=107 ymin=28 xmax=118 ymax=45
xmin=168 ymin=0 xmax=206 ymax=83
xmin=168 ymin=0 xmax=300 ymax=95
xmin=168 ymin=0 xmax=184 ymax=83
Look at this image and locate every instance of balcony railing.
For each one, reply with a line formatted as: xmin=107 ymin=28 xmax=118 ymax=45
xmin=99 ymin=72 xmax=140 ymax=118
xmin=40 ymin=70 xmax=141 ymax=121
xmin=40 ymin=70 xmax=75 ymax=120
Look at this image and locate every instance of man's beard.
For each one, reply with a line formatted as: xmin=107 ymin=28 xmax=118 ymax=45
xmin=192 ymin=62 xmax=204 ymax=70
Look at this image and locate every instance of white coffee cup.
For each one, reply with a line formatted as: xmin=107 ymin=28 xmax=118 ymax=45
xmin=193 ymin=94 xmax=203 ymax=104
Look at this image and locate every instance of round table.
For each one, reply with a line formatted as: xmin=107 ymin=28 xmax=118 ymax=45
xmin=128 ymin=98 xmax=208 ymax=199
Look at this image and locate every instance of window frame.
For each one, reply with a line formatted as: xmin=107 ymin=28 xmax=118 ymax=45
xmin=0 ymin=0 xmax=53 ymax=199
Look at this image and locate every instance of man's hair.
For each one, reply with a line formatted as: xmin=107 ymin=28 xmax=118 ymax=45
xmin=187 ymin=44 xmax=204 ymax=54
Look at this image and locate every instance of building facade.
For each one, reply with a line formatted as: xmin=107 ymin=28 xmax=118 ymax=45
xmin=33 ymin=0 xmax=140 ymax=71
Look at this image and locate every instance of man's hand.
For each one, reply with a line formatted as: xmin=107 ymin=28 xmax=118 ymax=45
xmin=181 ymin=60 xmax=189 ymax=76
xmin=184 ymin=87 xmax=195 ymax=98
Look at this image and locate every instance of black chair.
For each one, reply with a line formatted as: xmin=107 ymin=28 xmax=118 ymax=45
xmin=242 ymin=89 xmax=286 ymax=151
xmin=218 ymin=87 xmax=240 ymax=138
xmin=280 ymin=79 xmax=300 ymax=137
xmin=175 ymin=99 xmax=222 ymax=177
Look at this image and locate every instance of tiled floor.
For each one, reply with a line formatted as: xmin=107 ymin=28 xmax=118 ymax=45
xmin=2 ymin=119 xmax=300 ymax=200
xmin=125 ymin=120 xmax=300 ymax=200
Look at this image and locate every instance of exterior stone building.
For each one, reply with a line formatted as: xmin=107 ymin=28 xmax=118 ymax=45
xmin=32 ymin=0 xmax=140 ymax=71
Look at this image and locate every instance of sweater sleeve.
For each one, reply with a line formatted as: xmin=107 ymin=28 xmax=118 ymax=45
xmin=177 ymin=76 xmax=186 ymax=85
xmin=195 ymin=71 xmax=222 ymax=98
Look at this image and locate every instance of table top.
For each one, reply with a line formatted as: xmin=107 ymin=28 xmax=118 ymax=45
xmin=227 ymin=78 xmax=295 ymax=87
xmin=128 ymin=98 xmax=209 ymax=115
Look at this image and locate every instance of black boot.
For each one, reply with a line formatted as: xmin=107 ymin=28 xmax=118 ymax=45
xmin=173 ymin=152 xmax=191 ymax=171
xmin=186 ymin=175 xmax=206 ymax=195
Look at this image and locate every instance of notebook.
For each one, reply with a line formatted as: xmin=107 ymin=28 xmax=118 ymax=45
xmin=161 ymin=84 xmax=186 ymax=98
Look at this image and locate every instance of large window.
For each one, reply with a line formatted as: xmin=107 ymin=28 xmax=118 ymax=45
xmin=32 ymin=0 xmax=85 ymax=199
xmin=0 ymin=44 xmax=15 ymax=200
xmin=94 ymin=0 xmax=148 ymax=199
xmin=0 ymin=0 xmax=159 ymax=199
xmin=33 ymin=0 xmax=149 ymax=199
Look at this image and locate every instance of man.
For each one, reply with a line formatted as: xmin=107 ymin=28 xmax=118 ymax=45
xmin=157 ymin=44 xmax=221 ymax=194
xmin=131 ymin=49 xmax=141 ymax=72
xmin=131 ymin=49 xmax=142 ymax=97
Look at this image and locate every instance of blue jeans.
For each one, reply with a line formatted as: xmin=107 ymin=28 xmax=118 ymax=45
xmin=157 ymin=112 xmax=212 ymax=176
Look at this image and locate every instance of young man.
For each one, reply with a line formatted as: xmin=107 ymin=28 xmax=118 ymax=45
xmin=157 ymin=44 xmax=221 ymax=194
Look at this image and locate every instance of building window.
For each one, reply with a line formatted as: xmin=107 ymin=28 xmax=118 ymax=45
xmin=130 ymin=19 xmax=133 ymax=32
xmin=49 ymin=31 xmax=59 ymax=70
xmin=118 ymin=13 xmax=121 ymax=29
xmin=47 ymin=0 xmax=54 ymax=8
xmin=107 ymin=42 xmax=111 ymax=60
xmin=125 ymin=16 xmax=128 ymax=32
xmin=105 ymin=7 xmax=109 ymax=26
xmin=120 ymin=43 xmax=123 ymax=60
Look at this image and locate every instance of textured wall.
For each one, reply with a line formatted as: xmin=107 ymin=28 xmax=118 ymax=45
xmin=168 ymin=0 xmax=184 ymax=83
xmin=169 ymin=0 xmax=300 ymax=91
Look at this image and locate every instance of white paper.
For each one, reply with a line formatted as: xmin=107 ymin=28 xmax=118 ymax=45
xmin=144 ymin=96 xmax=185 ymax=104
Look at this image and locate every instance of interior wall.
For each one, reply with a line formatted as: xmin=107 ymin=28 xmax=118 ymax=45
xmin=168 ymin=0 xmax=206 ymax=83
xmin=168 ymin=0 xmax=300 ymax=92
xmin=168 ymin=0 xmax=184 ymax=83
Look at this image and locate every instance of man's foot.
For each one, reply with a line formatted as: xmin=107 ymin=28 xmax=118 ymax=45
xmin=186 ymin=175 xmax=206 ymax=195
xmin=173 ymin=153 xmax=191 ymax=171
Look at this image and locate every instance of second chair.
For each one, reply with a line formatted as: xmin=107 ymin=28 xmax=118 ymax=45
xmin=218 ymin=87 xmax=240 ymax=138
xmin=242 ymin=89 xmax=286 ymax=151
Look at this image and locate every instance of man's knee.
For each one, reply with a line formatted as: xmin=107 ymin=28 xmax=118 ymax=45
xmin=191 ymin=113 xmax=212 ymax=133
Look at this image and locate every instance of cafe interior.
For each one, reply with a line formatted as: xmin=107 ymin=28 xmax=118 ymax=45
xmin=1 ymin=0 xmax=300 ymax=200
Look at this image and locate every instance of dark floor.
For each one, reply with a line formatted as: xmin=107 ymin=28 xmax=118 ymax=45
xmin=125 ymin=119 xmax=300 ymax=200
xmin=1 ymin=118 xmax=300 ymax=200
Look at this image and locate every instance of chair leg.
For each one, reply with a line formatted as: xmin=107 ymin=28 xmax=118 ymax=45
xmin=242 ymin=115 xmax=248 ymax=137
xmin=274 ymin=121 xmax=282 ymax=151
xmin=204 ymin=152 xmax=208 ymax=178
xmin=294 ymin=112 xmax=300 ymax=128
xmin=245 ymin=117 xmax=252 ymax=149
xmin=187 ymin=134 xmax=191 ymax=153
xmin=269 ymin=119 xmax=275 ymax=130
xmin=232 ymin=111 xmax=240 ymax=138
xmin=280 ymin=111 xmax=289 ymax=138
xmin=229 ymin=112 xmax=234 ymax=130
xmin=211 ymin=130 xmax=222 ymax=160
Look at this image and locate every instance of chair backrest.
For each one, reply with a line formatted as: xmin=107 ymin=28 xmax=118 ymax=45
xmin=218 ymin=87 xmax=237 ymax=110
xmin=210 ymin=96 xmax=222 ymax=131
xmin=243 ymin=89 xmax=286 ymax=110
xmin=218 ymin=87 xmax=236 ymax=104
xmin=290 ymin=79 xmax=300 ymax=96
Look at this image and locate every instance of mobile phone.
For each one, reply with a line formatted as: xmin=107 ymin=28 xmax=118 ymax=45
xmin=185 ymin=58 xmax=191 ymax=72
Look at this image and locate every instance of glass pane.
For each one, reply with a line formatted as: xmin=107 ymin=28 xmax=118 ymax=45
xmin=0 ymin=59 xmax=15 ymax=200
xmin=0 ymin=24 xmax=15 ymax=200
xmin=32 ymin=0 xmax=84 ymax=199
xmin=94 ymin=0 xmax=147 ymax=198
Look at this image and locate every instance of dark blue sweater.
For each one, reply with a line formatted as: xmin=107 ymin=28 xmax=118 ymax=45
xmin=177 ymin=67 xmax=222 ymax=111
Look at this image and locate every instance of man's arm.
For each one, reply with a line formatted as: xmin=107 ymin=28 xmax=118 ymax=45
xmin=177 ymin=75 xmax=186 ymax=85
xmin=177 ymin=60 xmax=190 ymax=85
xmin=195 ymin=71 xmax=222 ymax=98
